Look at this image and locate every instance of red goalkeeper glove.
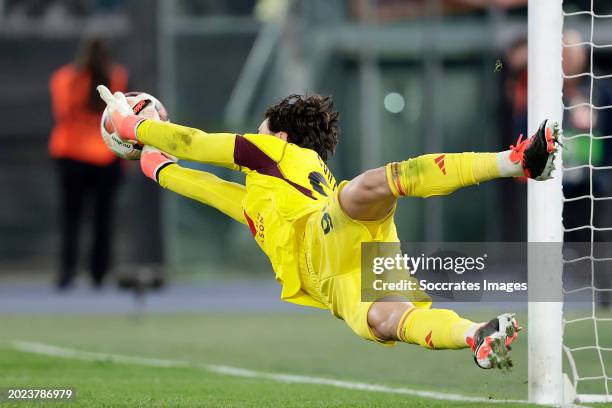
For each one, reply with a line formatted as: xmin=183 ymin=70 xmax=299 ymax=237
xmin=97 ymin=85 xmax=144 ymax=142
xmin=140 ymin=145 xmax=178 ymax=182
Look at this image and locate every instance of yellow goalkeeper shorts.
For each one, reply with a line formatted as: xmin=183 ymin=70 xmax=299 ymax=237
xmin=299 ymin=181 xmax=431 ymax=344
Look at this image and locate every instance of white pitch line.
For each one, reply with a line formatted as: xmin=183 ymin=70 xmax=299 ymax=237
xmin=10 ymin=340 xmax=531 ymax=405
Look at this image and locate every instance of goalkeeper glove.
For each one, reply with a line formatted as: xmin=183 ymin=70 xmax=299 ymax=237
xmin=97 ymin=85 xmax=143 ymax=142
xmin=140 ymin=145 xmax=177 ymax=182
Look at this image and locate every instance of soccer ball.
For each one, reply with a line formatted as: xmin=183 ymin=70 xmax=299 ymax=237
xmin=100 ymin=91 xmax=169 ymax=160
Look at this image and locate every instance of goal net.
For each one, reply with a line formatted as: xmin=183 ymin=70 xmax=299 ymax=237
xmin=561 ymin=2 xmax=612 ymax=404
xmin=529 ymin=0 xmax=612 ymax=404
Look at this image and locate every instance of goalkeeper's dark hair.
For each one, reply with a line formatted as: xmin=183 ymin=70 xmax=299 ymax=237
xmin=264 ymin=94 xmax=339 ymax=162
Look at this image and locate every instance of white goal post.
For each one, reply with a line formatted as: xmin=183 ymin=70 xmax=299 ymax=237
xmin=529 ymin=0 xmax=612 ymax=404
xmin=527 ymin=0 xmax=565 ymax=405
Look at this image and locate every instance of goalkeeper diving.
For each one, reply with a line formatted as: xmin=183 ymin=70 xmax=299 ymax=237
xmin=98 ymin=85 xmax=560 ymax=369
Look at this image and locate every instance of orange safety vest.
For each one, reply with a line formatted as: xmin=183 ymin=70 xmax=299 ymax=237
xmin=49 ymin=64 xmax=128 ymax=165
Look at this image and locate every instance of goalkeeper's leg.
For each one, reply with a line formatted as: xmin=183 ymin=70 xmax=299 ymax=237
xmin=367 ymin=299 xmax=521 ymax=369
xmin=340 ymin=120 xmax=559 ymax=221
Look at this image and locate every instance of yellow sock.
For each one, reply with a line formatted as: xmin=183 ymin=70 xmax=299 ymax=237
xmin=386 ymin=152 xmax=501 ymax=198
xmin=396 ymin=308 xmax=475 ymax=350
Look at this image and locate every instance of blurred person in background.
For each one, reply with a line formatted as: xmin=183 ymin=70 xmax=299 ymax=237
xmin=561 ymin=29 xmax=605 ymax=243
xmin=561 ymin=29 xmax=611 ymax=307
xmin=502 ymin=38 xmax=528 ymax=143
xmin=48 ymin=37 xmax=128 ymax=290
xmin=498 ymin=37 xmax=528 ymax=240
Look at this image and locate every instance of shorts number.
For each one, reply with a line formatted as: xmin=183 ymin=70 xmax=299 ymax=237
xmin=321 ymin=212 xmax=333 ymax=234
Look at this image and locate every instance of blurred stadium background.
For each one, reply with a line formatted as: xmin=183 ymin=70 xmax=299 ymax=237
xmin=2 ymin=0 xmax=612 ymax=406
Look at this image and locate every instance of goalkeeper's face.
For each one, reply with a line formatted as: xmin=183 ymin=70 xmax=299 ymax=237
xmin=258 ymin=119 xmax=288 ymax=141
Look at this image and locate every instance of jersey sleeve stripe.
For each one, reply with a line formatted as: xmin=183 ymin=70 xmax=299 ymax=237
xmin=234 ymin=135 xmax=317 ymax=200
xmin=234 ymin=134 xmax=277 ymax=170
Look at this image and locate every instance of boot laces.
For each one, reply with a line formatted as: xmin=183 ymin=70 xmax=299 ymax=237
xmin=508 ymin=133 xmax=530 ymax=164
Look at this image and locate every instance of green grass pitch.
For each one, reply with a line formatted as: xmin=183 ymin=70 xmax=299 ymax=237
xmin=0 ymin=311 xmax=609 ymax=407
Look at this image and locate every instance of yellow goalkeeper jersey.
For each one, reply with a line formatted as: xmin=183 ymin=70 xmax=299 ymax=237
xmin=137 ymin=120 xmax=338 ymax=307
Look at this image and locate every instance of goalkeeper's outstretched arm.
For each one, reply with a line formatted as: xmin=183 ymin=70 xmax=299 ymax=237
xmin=140 ymin=146 xmax=246 ymax=225
xmin=136 ymin=120 xmax=289 ymax=175
xmin=158 ymin=165 xmax=247 ymax=225
xmin=137 ymin=120 xmax=241 ymax=170
xmin=97 ymin=85 xmax=241 ymax=170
